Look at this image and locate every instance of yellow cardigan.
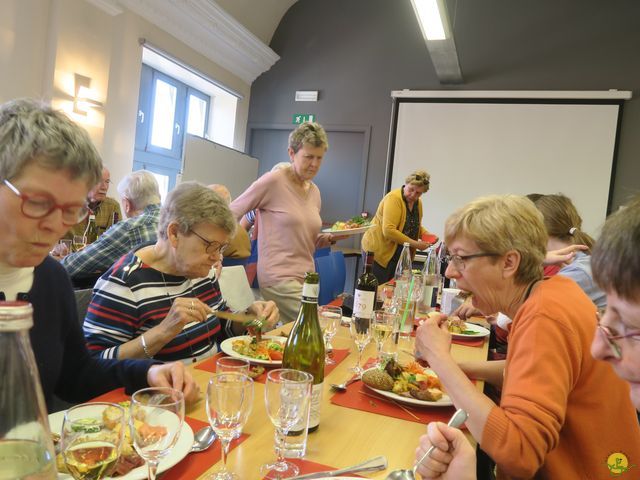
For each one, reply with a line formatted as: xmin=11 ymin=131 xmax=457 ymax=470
xmin=361 ymin=188 xmax=427 ymax=268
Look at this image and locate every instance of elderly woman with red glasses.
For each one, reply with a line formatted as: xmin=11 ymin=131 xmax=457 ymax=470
xmin=84 ymin=181 xmax=278 ymax=363
xmin=414 ymin=194 xmax=640 ymax=480
xmin=0 ymin=98 xmax=199 ymax=410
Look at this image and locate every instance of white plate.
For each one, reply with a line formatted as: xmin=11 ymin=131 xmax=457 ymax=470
xmin=49 ymin=406 xmax=194 ymax=480
xmin=451 ymin=322 xmax=490 ymax=339
xmin=321 ymin=224 xmax=372 ymax=236
xmin=219 ymin=335 xmax=287 ymax=365
xmin=362 ymin=368 xmax=453 ymax=407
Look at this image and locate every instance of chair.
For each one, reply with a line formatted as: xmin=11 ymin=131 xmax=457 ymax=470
xmin=314 ymin=247 xmax=331 ymax=258
xmin=330 ymin=251 xmax=346 ymax=298
xmin=314 ymin=254 xmax=336 ymax=305
xmin=245 ymin=239 xmax=259 ymax=288
xmin=74 ymin=288 xmax=93 ymax=325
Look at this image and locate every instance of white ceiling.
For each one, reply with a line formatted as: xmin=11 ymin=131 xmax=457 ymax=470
xmin=213 ymin=0 xmax=298 ymax=44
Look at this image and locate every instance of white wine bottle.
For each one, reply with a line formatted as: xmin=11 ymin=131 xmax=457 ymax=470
xmin=282 ymin=272 xmax=325 ymax=432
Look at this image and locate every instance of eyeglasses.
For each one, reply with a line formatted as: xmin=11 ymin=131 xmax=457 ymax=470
xmin=445 ymin=252 xmax=501 ymax=271
xmin=596 ymin=309 xmax=640 ymax=360
xmin=189 ymin=229 xmax=228 ymax=255
xmin=3 ymin=179 xmax=90 ymax=226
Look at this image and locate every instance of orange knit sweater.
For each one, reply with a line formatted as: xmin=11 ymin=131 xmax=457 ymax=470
xmin=482 ymin=276 xmax=640 ymax=479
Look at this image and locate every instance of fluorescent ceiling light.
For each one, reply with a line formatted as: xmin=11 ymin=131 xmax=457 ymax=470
xmin=411 ymin=0 xmax=446 ymax=41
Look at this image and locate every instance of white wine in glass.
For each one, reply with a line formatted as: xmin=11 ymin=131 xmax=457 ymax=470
xmin=61 ymin=402 xmax=125 ymax=480
xmin=130 ymin=387 xmax=184 ymax=480
xmin=372 ymin=310 xmax=395 ymax=365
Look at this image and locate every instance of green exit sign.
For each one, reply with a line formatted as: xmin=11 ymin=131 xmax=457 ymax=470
xmin=292 ymin=114 xmax=316 ymax=124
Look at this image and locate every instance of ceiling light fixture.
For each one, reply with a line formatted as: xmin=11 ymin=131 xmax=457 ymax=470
xmin=411 ymin=0 xmax=446 ymax=41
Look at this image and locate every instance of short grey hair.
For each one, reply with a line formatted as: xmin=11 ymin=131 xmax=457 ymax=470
xmin=288 ymin=122 xmax=329 ymax=153
xmin=0 ymin=98 xmax=102 ymax=187
xmin=158 ymin=181 xmax=236 ymax=240
xmin=117 ymin=170 xmax=161 ymax=210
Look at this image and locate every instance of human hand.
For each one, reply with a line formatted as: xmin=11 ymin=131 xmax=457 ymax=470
xmin=453 ymin=303 xmax=483 ymax=320
xmin=158 ymin=297 xmax=210 ymax=340
xmin=50 ymin=241 xmax=70 ymax=260
xmin=247 ymin=300 xmax=279 ymax=330
xmin=415 ymin=422 xmax=476 ymax=480
xmin=415 ymin=240 xmax=430 ymax=251
xmin=146 ymin=362 xmax=201 ymax=405
xmin=415 ymin=315 xmax=452 ymax=364
xmin=543 ymin=244 xmax=588 ymax=266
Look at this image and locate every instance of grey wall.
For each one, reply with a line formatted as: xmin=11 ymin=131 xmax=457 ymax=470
xmin=247 ymin=0 xmax=640 ymax=216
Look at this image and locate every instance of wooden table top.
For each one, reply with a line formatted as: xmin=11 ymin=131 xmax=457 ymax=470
xmin=185 ymin=322 xmax=488 ymax=479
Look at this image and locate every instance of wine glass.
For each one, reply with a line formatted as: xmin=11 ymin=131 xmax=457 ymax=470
xmin=349 ymin=314 xmax=372 ymax=377
xmin=206 ymin=373 xmax=254 ymax=479
xmin=130 ymin=387 xmax=185 ymax=480
xmin=260 ymin=369 xmax=313 ymax=479
xmin=72 ymin=235 xmax=87 ymax=252
xmin=372 ymin=310 xmax=395 ymax=365
xmin=61 ymin=402 xmax=125 ymax=480
xmin=216 ymin=356 xmax=250 ymax=375
xmin=318 ymin=305 xmax=342 ymax=364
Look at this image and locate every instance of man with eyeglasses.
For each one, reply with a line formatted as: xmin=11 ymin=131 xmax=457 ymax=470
xmin=0 ymin=98 xmax=198 ymax=411
xmin=64 ymin=166 xmax=122 ymax=242
xmin=60 ymin=170 xmax=161 ymax=288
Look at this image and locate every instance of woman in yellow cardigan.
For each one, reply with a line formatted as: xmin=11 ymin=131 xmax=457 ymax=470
xmin=362 ymin=170 xmax=434 ymax=283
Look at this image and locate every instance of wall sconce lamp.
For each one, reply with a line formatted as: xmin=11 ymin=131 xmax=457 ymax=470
xmin=73 ymin=73 xmax=103 ymax=115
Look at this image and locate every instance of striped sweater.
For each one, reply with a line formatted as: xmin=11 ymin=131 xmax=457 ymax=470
xmin=84 ymin=250 xmax=233 ymax=362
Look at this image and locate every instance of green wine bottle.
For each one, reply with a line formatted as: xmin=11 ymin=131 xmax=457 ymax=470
xmin=282 ymin=272 xmax=325 ymax=432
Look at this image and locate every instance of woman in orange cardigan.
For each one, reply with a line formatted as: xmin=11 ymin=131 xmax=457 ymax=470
xmin=414 ymin=195 xmax=640 ymax=480
xmin=361 ymin=170 xmax=433 ymax=283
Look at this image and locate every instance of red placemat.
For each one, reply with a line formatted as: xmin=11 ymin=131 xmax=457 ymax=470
xmin=196 ymin=349 xmax=351 ymax=383
xmin=262 ymin=458 xmax=363 ymax=479
xmin=163 ymin=417 xmax=249 ymax=480
xmin=451 ymin=336 xmax=486 ymax=348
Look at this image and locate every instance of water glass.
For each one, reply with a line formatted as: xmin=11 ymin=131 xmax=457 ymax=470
xmin=260 ymin=369 xmax=313 ymax=479
xmin=318 ymin=305 xmax=342 ymax=365
xmin=130 ymin=387 xmax=185 ymax=480
xmin=61 ymin=402 xmax=125 ymax=480
xmin=216 ymin=356 xmax=250 ymax=375
xmin=206 ymin=373 xmax=254 ymax=479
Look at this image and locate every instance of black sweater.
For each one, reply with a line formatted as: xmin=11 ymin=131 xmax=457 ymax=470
xmin=27 ymin=257 xmax=153 ymax=411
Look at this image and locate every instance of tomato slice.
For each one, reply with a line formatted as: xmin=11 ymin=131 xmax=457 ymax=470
xmin=268 ymin=349 xmax=283 ymax=361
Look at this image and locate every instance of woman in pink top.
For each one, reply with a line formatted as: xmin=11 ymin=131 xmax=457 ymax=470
xmin=230 ymin=122 xmax=336 ymax=323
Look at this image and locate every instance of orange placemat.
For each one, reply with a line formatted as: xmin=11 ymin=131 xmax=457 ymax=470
xmin=163 ymin=417 xmax=249 ymax=480
xmin=89 ymin=387 xmax=128 ymax=403
xmin=262 ymin=458 xmax=363 ymax=479
xmin=196 ymin=349 xmax=351 ymax=383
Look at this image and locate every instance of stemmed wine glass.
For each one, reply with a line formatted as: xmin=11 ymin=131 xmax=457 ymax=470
xmin=372 ymin=310 xmax=395 ymax=365
xmin=130 ymin=387 xmax=185 ymax=480
xmin=349 ymin=314 xmax=372 ymax=377
xmin=206 ymin=372 xmax=254 ymax=479
xmin=260 ymin=369 xmax=313 ymax=479
xmin=318 ymin=305 xmax=342 ymax=365
xmin=61 ymin=402 xmax=125 ymax=480
xmin=72 ymin=235 xmax=87 ymax=252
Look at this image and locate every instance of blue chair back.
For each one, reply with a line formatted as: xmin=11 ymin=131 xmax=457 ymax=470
xmin=314 ymin=247 xmax=331 ymax=258
xmin=331 ymin=251 xmax=346 ymax=298
xmin=314 ymin=254 xmax=336 ymax=305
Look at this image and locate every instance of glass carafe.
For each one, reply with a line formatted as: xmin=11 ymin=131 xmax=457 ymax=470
xmin=0 ymin=301 xmax=56 ymax=479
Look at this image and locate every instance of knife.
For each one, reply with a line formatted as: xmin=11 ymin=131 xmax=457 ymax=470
xmin=287 ymin=455 xmax=387 ymax=480
xmin=212 ymin=310 xmax=263 ymax=341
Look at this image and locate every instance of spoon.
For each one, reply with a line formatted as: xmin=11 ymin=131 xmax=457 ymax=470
xmin=385 ymin=408 xmax=468 ymax=480
xmin=330 ymin=375 xmax=360 ymax=392
xmin=190 ymin=426 xmax=217 ymax=453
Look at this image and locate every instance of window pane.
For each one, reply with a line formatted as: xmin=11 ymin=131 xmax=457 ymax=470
xmin=150 ymin=79 xmax=177 ymax=149
xmin=187 ymin=95 xmax=207 ymax=137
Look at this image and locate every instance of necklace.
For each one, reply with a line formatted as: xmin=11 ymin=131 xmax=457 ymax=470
xmin=158 ymin=271 xmax=215 ymax=363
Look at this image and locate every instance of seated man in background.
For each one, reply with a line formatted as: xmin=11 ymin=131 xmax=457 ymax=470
xmin=60 ymin=170 xmax=161 ymax=286
xmin=65 ymin=166 xmax=122 ymax=240
xmin=208 ymin=184 xmax=251 ymax=265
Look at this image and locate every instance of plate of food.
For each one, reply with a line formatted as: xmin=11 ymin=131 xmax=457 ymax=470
xmin=220 ymin=335 xmax=287 ymax=365
xmin=446 ymin=316 xmax=490 ymax=339
xmin=322 ymin=216 xmax=372 ymax=235
xmin=49 ymin=402 xmax=193 ymax=479
xmin=361 ymin=359 xmax=452 ymax=407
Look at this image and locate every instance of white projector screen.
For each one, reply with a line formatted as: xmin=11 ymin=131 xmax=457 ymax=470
xmin=388 ymin=95 xmax=625 ymax=238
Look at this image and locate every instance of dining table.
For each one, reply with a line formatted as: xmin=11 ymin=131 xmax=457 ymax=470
xmin=90 ymin=320 xmax=489 ymax=479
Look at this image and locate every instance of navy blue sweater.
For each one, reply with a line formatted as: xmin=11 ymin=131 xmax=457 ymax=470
xmin=27 ymin=257 xmax=153 ymax=411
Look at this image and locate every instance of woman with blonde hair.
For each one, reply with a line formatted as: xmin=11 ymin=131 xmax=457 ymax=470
xmin=362 ymin=170 xmax=435 ymax=283
xmin=534 ymin=193 xmax=606 ymax=308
